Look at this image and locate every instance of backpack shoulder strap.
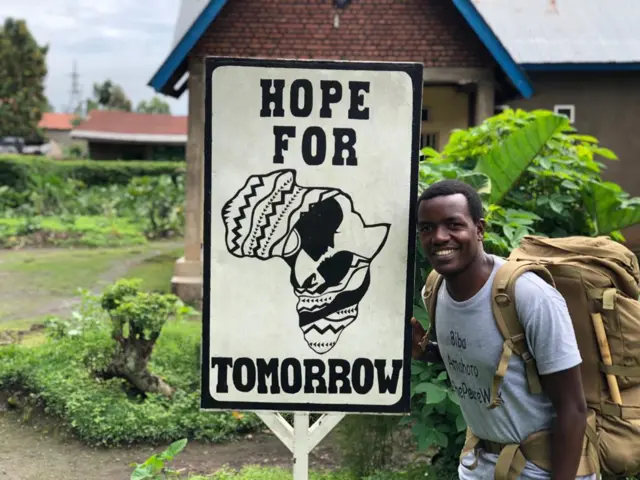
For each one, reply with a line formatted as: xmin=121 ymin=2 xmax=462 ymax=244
xmin=423 ymin=269 xmax=444 ymax=342
xmin=488 ymin=260 xmax=555 ymax=409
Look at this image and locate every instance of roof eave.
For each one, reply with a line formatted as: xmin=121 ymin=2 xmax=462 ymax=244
xmin=521 ymin=62 xmax=640 ymax=72
xmin=148 ymin=0 xmax=229 ymax=98
xmin=70 ymin=130 xmax=187 ymax=145
xmin=451 ymin=0 xmax=534 ymax=99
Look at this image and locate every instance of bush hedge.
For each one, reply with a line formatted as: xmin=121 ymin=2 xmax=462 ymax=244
xmin=0 ymin=155 xmax=185 ymax=190
xmin=0 ymin=315 xmax=259 ymax=447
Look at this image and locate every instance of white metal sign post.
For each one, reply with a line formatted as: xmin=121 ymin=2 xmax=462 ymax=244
xmin=201 ymin=57 xmax=423 ymax=480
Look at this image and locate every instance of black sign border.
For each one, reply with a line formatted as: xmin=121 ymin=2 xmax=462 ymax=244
xmin=201 ymin=56 xmax=422 ymax=414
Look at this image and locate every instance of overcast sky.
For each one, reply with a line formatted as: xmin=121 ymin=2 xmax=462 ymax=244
xmin=2 ymin=0 xmax=189 ymax=115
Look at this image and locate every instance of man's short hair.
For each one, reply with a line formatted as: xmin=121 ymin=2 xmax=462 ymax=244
xmin=417 ymin=179 xmax=484 ymax=223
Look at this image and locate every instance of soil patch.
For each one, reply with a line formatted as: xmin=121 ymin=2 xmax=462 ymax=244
xmin=0 ymin=407 xmax=341 ymax=480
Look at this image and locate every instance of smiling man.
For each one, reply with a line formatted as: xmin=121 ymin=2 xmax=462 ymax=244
xmin=410 ymin=180 xmax=596 ymax=480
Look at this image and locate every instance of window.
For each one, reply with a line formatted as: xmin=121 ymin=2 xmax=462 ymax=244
xmin=554 ymin=104 xmax=575 ymax=123
xmin=421 ymin=108 xmax=430 ymax=122
xmin=420 ymin=132 xmax=438 ymax=150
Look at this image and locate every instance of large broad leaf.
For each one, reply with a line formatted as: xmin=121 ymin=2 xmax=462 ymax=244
xmin=475 ymin=113 xmax=569 ymax=205
xmin=584 ymin=181 xmax=640 ymax=235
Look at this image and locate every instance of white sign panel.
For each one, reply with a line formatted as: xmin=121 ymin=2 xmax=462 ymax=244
xmin=202 ymin=57 xmax=422 ymax=414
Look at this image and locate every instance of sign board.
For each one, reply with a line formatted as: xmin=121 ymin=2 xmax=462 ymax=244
xmin=202 ymin=57 xmax=423 ymax=414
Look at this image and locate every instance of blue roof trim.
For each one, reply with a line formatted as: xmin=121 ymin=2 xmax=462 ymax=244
xmin=451 ymin=0 xmax=534 ymax=99
xmin=148 ymin=0 xmax=229 ymax=96
xmin=522 ymin=62 xmax=640 ymax=72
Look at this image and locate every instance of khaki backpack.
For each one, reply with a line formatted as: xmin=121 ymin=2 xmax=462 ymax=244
xmin=422 ymin=235 xmax=640 ymax=480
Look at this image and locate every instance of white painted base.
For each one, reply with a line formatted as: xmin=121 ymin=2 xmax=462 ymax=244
xmin=256 ymin=412 xmax=346 ymax=480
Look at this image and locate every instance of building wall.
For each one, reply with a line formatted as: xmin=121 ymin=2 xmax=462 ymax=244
xmin=422 ymin=86 xmax=470 ymax=149
xmin=87 ymin=141 xmax=186 ymax=160
xmin=192 ymin=0 xmax=494 ymax=68
xmin=88 ymin=142 xmax=148 ymax=160
xmin=508 ymin=70 xmax=640 ymax=249
xmin=44 ymin=129 xmax=74 ymax=149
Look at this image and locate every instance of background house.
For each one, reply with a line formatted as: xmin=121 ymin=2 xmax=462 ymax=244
xmin=37 ymin=112 xmax=78 ymax=158
xmin=70 ymin=110 xmax=187 ymax=161
xmin=146 ymin=0 xmax=534 ymax=302
xmin=38 ymin=112 xmax=75 ymax=147
xmin=472 ymin=0 xmax=640 ymax=246
xmin=148 ymin=0 xmax=640 ymax=303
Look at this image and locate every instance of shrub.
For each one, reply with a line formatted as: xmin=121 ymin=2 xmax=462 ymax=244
xmin=0 ymin=155 xmax=184 ymax=190
xmin=0 ymin=288 xmax=260 ymax=447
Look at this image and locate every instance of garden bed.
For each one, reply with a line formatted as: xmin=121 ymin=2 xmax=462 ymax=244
xmin=0 ymin=216 xmax=147 ymax=248
xmin=0 ymin=316 xmax=259 ymax=447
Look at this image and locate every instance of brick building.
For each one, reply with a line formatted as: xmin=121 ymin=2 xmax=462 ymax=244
xmin=146 ymin=0 xmax=536 ymax=302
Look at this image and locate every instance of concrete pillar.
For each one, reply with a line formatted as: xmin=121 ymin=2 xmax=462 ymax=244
xmin=171 ymin=56 xmax=205 ymax=305
xmin=475 ymin=80 xmax=495 ymax=125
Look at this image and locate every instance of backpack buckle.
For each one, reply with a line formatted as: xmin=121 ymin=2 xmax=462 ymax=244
xmin=495 ymin=293 xmax=511 ymax=307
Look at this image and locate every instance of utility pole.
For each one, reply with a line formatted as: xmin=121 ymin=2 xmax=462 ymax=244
xmin=66 ymin=60 xmax=83 ymax=115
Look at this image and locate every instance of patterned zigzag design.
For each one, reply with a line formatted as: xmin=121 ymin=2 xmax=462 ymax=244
xmin=308 ymin=341 xmax=336 ymax=349
xmin=228 ymin=176 xmax=264 ymax=251
xmin=303 ymin=323 xmax=348 ymax=335
xmin=253 ymin=179 xmax=292 ymax=253
xmin=261 ymin=188 xmax=303 ymax=257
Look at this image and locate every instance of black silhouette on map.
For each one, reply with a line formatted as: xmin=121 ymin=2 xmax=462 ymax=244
xmin=221 ymin=169 xmax=390 ymax=354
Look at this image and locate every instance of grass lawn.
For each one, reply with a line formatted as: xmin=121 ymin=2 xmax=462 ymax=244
xmin=123 ymin=247 xmax=184 ymax=293
xmin=0 ymin=241 xmax=184 ymax=340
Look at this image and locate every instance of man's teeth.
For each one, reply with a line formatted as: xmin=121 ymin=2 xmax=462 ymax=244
xmin=435 ymin=249 xmax=456 ymax=257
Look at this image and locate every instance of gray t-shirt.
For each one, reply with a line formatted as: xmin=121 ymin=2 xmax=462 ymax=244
xmin=422 ymin=255 xmax=596 ymax=480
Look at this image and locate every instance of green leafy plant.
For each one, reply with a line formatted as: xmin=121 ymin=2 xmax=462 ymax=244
xmin=130 ymin=438 xmax=188 ymax=479
xmin=99 ymin=279 xmax=196 ymax=398
xmin=421 ymin=108 xmax=637 ymax=242
xmin=0 ymin=155 xmax=185 ymax=248
xmin=0 ymin=173 xmax=184 ymax=248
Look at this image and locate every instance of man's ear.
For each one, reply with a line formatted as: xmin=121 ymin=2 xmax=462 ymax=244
xmin=476 ymin=219 xmax=486 ymax=241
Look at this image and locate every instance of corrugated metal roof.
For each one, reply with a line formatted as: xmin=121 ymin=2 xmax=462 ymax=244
xmin=171 ymin=0 xmax=210 ymax=49
xmin=472 ymin=0 xmax=640 ymax=64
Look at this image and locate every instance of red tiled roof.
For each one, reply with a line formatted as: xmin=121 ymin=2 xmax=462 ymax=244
xmin=73 ymin=110 xmax=187 ymax=136
xmin=39 ymin=112 xmax=75 ymax=131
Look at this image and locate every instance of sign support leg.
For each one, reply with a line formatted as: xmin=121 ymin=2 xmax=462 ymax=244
xmin=256 ymin=412 xmax=346 ymax=480
xmin=293 ymin=413 xmax=309 ymax=480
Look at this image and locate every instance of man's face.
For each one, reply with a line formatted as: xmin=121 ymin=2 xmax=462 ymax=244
xmin=417 ymin=193 xmax=484 ymax=277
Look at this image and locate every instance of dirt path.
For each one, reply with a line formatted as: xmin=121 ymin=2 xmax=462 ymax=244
xmin=0 ymin=409 xmax=340 ymax=480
